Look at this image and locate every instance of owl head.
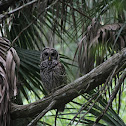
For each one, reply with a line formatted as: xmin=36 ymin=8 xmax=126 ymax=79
xmin=40 ymin=47 xmax=59 ymax=61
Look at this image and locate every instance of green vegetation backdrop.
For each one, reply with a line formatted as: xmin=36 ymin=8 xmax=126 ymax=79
xmin=0 ymin=0 xmax=126 ymax=126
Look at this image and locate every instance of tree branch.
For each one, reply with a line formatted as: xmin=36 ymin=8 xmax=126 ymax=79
xmin=0 ymin=0 xmax=17 ymax=13
xmin=0 ymin=0 xmax=38 ymax=22
xmin=11 ymin=48 xmax=126 ymax=119
xmin=27 ymin=100 xmax=56 ymax=126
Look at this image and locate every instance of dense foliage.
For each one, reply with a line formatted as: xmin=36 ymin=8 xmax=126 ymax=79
xmin=0 ymin=0 xmax=126 ymax=126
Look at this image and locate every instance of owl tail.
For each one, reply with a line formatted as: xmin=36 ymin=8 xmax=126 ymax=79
xmin=58 ymin=104 xmax=65 ymax=112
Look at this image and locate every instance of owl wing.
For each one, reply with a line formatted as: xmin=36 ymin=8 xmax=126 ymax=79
xmin=40 ymin=61 xmax=52 ymax=94
xmin=53 ymin=61 xmax=67 ymax=89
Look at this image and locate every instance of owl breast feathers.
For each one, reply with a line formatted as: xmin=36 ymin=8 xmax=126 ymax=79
xmin=40 ymin=47 xmax=67 ymax=94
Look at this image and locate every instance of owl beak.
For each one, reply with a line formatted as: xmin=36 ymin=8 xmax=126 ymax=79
xmin=49 ymin=56 xmax=51 ymax=61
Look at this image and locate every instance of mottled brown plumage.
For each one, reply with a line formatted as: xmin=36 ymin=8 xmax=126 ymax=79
xmin=40 ymin=47 xmax=67 ymax=111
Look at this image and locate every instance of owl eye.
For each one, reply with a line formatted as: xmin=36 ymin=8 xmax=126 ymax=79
xmin=44 ymin=52 xmax=48 ymax=56
xmin=51 ymin=52 xmax=56 ymax=56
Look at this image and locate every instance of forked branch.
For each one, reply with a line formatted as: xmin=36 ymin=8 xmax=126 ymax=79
xmin=11 ymin=48 xmax=126 ymax=119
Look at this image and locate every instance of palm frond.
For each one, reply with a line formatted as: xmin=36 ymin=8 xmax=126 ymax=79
xmin=0 ymin=37 xmax=20 ymax=126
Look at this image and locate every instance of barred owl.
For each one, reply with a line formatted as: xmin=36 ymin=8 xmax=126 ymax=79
xmin=40 ymin=47 xmax=67 ymax=103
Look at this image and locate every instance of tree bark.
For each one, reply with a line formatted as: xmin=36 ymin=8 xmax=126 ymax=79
xmin=11 ymin=48 xmax=126 ymax=119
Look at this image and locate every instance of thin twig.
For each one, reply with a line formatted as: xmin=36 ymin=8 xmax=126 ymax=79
xmin=67 ymin=93 xmax=97 ymax=126
xmin=93 ymin=68 xmax=126 ymax=126
xmin=0 ymin=0 xmax=38 ymax=21
xmin=60 ymin=0 xmax=92 ymax=20
xmin=27 ymin=100 xmax=57 ymax=126
xmin=55 ymin=109 xmax=58 ymax=126
xmin=93 ymin=56 xmax=124 ymax=126
xmin=75 ymin=64 xmax=118 ymax=126
xmin=9 ymin=0 xmax=58 ymax=48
